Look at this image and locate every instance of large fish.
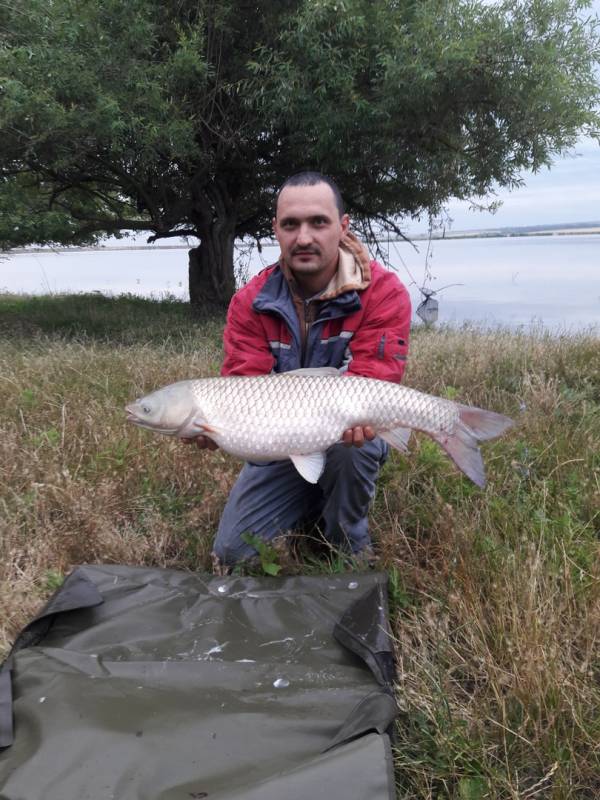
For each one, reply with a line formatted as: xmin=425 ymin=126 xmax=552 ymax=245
xmin=125 ymin=367 xmax=514 ymax=487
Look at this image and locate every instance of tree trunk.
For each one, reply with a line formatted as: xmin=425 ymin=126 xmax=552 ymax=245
xmin=188 ymin=219 xmax=236 ymax=307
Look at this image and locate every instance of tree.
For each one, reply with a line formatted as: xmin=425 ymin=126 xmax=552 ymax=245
xmin=1 ymin=0 xmax=598 ymax=306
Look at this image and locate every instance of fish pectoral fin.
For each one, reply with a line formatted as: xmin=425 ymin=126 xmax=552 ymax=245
xmin=178 ymin=417 xmax=220 ymax=439
xmin=379 ymin=427 xmax=411 ymax=453
xmin=289 ymin=452 xmax=326 ymax=484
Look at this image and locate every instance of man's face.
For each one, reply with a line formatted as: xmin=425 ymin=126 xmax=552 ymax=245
xmin=273 ymin=182 xmax=349 ymax=281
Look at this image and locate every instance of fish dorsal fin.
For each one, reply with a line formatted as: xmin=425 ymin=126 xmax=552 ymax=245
xmin=289 ymin=452 xmax=326 ymax=483
xmin=279 ymin=367 xmax=341 ymax=377
xmin=379 ymin=427 xmax=411 ymax=453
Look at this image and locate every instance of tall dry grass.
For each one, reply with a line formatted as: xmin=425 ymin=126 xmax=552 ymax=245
xmin=379 ymin=326 xmax=600 ymax=798
xmin=0 ymin=294 xmax=598 ymax=798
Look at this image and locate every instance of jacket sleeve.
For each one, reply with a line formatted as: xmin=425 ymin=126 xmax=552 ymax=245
xmin=221 ymin=289 xmax=275 ymax=376
xmin=345 ymin=270 xmax=411 ymax=383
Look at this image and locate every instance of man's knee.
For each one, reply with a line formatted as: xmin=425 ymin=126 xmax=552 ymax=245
xmin=212 ymin=459 xmax=318 ymax=566
xmin=323 ymin=438 xmax=388 ymax=481
xmin=211 ymin=531 xmax=253 ymax=567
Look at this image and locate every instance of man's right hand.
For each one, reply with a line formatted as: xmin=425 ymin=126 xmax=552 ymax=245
xmin=182 ymin=436 xmax=219 ymax=451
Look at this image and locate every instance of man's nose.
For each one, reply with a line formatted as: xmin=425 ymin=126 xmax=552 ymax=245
xmin=296 ymin=224 xmax=313 ymax=245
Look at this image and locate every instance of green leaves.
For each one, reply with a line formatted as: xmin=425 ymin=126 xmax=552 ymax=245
xmin=240 ymin=532 xmax=282 ymax=576
xmin=257 ymin=0 xmax=599 ymax=213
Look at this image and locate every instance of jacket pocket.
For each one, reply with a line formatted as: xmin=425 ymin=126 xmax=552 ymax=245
xmin=376 ymin=329 xmax=408 ymax=362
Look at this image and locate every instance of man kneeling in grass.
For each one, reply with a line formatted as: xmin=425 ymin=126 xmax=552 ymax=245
xmin=184 ymin=172 xmax=411 ymax=573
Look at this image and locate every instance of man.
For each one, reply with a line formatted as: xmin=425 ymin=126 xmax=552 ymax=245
xmin=188 ymin=172 xmax=411 ymax=570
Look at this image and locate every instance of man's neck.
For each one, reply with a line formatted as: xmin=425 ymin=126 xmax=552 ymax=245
xmin=289 ymin=259 xmax=339 ymax=299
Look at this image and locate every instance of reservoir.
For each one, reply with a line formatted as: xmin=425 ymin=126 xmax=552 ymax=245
xmin=2 ymin=234 xmax=598 ymax=333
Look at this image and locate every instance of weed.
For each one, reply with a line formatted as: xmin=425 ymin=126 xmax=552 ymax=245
xmin=240 ymin=532 xmax=282 ymax=576
xmin=42 ymin=570 xmax=65 ymax=593
xmin=19 ymin=388 xmax=37 ymax=409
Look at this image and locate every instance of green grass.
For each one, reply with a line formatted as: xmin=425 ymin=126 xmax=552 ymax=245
xmin=0 ymin=291 xmax=223 ymax=345
xmin=1 ymin=293 xmax=598 ymax=798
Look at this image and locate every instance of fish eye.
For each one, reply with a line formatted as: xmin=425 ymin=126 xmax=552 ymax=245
xmin=142 ymin=405 xmax=151 ymax=414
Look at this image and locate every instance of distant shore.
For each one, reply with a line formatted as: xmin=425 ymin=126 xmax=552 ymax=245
xmin=6 ymin=222 xmax=600 ymax=254
xmin=414 ymin=219 xmax=600 ymax=240
xmin=418 ymin=225 xmax=600 ymax=241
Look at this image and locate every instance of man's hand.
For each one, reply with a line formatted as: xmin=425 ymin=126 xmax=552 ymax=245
xmin=341 ymin=425 xmax=376 ymax=448
xmin=182 ymin=435 xmax=219 ymax=451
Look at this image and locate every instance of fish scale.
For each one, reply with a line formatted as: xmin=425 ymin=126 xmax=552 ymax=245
xmin=189 ymin=374 xmax=457 ymax=460
xmin=126 ymin=368 xmax=514 ymax=487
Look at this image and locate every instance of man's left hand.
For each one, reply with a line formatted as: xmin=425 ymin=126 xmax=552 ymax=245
xmin=341 ymin=425 xmax=376 ymax=447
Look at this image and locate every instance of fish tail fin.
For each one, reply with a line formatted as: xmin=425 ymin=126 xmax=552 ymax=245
xmin=456 ymin=404 xmax=515 ymax=442
xmin=433 ymin=406 xmax=514 ymax=487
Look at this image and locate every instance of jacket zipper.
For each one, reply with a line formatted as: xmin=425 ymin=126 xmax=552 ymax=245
xmin=301 ymin=298 xmax=312 ymax=367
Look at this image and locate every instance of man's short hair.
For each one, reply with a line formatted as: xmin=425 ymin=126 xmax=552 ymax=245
xmin=277 ymin=172 xmax=345 ymax=217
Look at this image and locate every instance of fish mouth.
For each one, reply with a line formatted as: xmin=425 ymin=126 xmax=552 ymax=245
xmin=125 ymin=404 xmax=143 ymax=424
xmin=124 ymin=405 xmax=178 ymax=435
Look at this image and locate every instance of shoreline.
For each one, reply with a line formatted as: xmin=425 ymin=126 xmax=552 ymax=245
xmin=417 ymin=227 xmax=600 ymax=241
xmin=5 ymin=228 xmax=600 ymax=255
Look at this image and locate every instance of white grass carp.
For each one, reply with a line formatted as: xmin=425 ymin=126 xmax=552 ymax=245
xmin=125 ymin=367 xmax=514 ymax=486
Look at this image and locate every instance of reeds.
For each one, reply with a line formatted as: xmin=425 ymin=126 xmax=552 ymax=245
xmin=1 ymin=293 xmax=598 ymax=797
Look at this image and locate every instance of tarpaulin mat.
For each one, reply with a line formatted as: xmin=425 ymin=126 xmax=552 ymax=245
xmin=0 ymin=565 xmax=398 ymax=799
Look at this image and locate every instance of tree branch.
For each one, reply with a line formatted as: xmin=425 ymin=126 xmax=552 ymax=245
xmin=147 ymin=229 xmax=198 ymax=243
xmin=349 ymin=202 xmax=417 ymax=249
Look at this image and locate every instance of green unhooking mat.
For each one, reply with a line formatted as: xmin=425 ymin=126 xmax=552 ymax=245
xmin=0 ymin=565 xmax=398 ymax=799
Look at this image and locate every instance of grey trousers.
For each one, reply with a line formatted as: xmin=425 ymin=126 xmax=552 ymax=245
xmin=213 ymin=438 xmax=389 ymax=565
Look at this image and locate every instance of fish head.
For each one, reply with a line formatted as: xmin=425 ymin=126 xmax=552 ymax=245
xmin=125 ymin=381 xmax=199 ymax=436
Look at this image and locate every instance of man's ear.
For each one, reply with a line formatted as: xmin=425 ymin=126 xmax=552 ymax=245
xmin=272 ymin=216 xmax=278 ymax=237
xmin=340 ymin=213 xmax=350 ymax=234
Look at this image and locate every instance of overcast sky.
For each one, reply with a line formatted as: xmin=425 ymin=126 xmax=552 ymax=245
xmin=433 ymin=135 xmax=600 ymax=232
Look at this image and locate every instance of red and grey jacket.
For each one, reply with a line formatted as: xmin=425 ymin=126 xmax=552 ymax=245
xmin=222 ymin=232 xmax=411 ymax=382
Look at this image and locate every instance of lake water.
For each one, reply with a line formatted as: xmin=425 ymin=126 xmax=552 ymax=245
xmin=2 ymin=234 xmax=599 ymax=333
